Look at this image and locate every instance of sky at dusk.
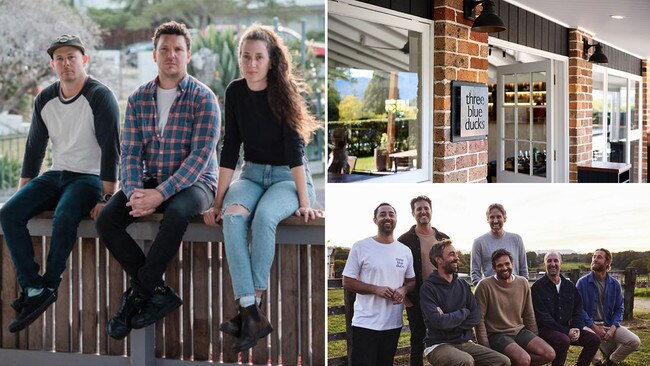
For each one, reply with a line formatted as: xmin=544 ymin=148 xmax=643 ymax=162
xmin=326 ymin=184 xmax=650 ymax=254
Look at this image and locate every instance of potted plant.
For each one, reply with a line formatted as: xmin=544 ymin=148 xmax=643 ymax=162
xmin=374 ymin=133 xmax=389 ymax=171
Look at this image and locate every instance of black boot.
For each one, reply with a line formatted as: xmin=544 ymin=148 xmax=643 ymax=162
xmin=131 ymin=286 xmax=182 ymax=329
xmin=9 ymin=288 xmax=58 ymax=333
xmin=219 ymin=311 xmax=242 ymax=337
xmin=10 ymin=291 xmax=27 ymax=312
xmin=107 ymin=288 xmax=146 ymax=339
xmin=221 ymin=300 xmax=272 ymax=339
xmin=232 ymin=304 xmax=273 ymax=353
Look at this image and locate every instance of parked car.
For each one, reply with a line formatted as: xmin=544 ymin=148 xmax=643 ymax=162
xmin=123 ymin=41 xmax=153 ymax=67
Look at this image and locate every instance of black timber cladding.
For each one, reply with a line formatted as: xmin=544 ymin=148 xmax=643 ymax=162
xmin=488 ymin=0 xmax=641 ymax=75
xmin=353 ymin=0 xmax=433 ymax=20
xmin=488 ymin=0 xmax=568 ymax=56
xmin=597 ymin=44 xmax=642 ymax=75
xmin=351 ymin=0 xmax=641 ymax=75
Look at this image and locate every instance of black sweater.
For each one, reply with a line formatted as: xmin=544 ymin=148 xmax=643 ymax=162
xmin=220 ymin=78 xmax=305 ymax=169
xmin=420 ymin=271 xmax=480 ymax=347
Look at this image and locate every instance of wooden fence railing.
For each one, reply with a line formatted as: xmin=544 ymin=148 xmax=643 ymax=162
xmin=327 ymin=269 xmax=640 ymax=366
xmin=0 ymin=212 xmax=325 ymax=366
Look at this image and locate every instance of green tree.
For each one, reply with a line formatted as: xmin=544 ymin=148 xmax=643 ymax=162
xmin=362 ymin=70 xmax=390 ymax=115
xmin=338 ymin=95 xmax=363 ymax=121
xmin=628 ymin=257 xmax=650 ymax=275
xmin=189 ymin=25 xmax=239 ymax=108
xmin=327 ymin=85 xmax=341 ymax=121
xmin=527 ymin=251 xmax=539 ymax=269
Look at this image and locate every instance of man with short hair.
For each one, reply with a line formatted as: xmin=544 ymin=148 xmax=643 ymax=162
xmin=343 ymin=203 xmax=416 ymax=366
xmin=0 ymin=34 xmax=120 ymax=333
xmin=471 ymin=203 xmax=528 ymax=285
xmin=531 ymin=251 xmax=600 ymax=366
xmin=96 ymin=21 xmax=220 ymax=339
xmin=420 ymin=240 xmax=510 ymax=366
xmin=576 ymin=249 xmax=640 ymax=366
xmin=475 ymin=249 xmax=555 ymax=366
xmin=397 ymin=195 xmax=450 ymax=366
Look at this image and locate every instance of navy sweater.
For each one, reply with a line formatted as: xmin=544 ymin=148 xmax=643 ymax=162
xmin=420 ymin=270 xmax=480 ymax=347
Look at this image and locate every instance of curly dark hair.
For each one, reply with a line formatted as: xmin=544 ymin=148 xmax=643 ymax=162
xmin=152 ymin=21 xmax=191 ymax=51
xmin=237 ymin=24 xmax=321 ymax=143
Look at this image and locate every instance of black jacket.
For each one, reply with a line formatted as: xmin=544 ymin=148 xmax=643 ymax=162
xmin=398 ymin=225 xmax=449 ymax=307
xmin=420 ymin=270 xmax=480 ymax=347
xmin=531 ymin=274 xmax=585 ymax=334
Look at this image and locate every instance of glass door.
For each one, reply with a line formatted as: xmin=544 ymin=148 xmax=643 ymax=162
xmin=496 ymin=60 xmax=553 ymax=183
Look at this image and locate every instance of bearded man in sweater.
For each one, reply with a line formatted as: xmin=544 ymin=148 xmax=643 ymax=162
xmin=420 ymin=240 xmax=510 ymax=366
xmin=475 ymin=249 xmax=555 ymax=366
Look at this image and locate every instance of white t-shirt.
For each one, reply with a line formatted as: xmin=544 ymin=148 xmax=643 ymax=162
xmin=156 ymin=87 xmax=177 ymax=133
xmin=342 ymin=237 xmax=415 ymax=331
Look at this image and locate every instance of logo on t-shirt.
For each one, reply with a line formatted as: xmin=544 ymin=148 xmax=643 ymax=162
xmin=396 ymin=257 xmax=404 ymax=268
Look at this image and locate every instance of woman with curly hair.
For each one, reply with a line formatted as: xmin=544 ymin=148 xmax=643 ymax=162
xmin=203 ymin=24 xmax=322 ymax=353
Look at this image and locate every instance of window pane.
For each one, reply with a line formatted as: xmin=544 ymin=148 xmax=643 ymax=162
xmin=592 ymin=71 xmax=605 ymax=161
xmin=532 ymin=142 xmax=547 ymax=178
xmin=631 ymin=80 xmax=639 ymax=130
xmin=607 ymin=74 xmax=627 ymax=162
xmin=504 ymin=140 xmax=515 ymax=172
xmin=504 ymin=107 xmax=515 ymax=139
xmin=328 ymin=13 xmax=422 ymax=178
xmin=517 ymin=107 xmax=530 ymax=141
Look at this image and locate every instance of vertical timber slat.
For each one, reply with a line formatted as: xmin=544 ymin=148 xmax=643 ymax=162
xmin=311 ymin=245 xmax=325 ymax=366
xmin=281 ymin=245 xmax=299 ymax=365
xmin=181 ymin=242 xmax=192 ymax=359
xmin=81 ymin=238 xmax=97 ymax=354
xmin=192 ymin=242 xmax=209 ymax=360
xmin=164 ymin=250 xmax=181 ymax=359
xmin=26 ymin=236 xmax=43 ymax=350
xmin=221 ymin=252 xmax=237 ymax=363
xmin=1 ymin=235 xmax=18 ymax=349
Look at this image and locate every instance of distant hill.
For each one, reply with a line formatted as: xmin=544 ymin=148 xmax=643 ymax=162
xmin=535 ymin=249 xmax=578 ymax=255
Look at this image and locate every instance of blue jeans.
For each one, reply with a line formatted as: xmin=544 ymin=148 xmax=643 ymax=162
xmin=222 ymin=162 xmax=315 ymax=300
xmin=0 ymin=171 xmax=101 ymax=290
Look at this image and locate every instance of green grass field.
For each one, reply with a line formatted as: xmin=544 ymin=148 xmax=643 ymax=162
xmin=328 ymin=288 xmax=650 ymax=365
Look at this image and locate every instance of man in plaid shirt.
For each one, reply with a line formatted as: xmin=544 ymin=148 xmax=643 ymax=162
xmin=96 ymin=21 xmax=220 ymax=340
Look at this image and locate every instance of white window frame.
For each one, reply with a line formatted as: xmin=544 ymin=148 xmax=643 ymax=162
xmin=328 ymin=0 xmax=434 ymax=182
xmin=591 ymin=65 xmax=643 ymax=182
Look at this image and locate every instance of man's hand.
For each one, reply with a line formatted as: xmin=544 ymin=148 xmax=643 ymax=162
xmin=569 ymin=328 xmax=580 ymax=342
xmin=127 ymin=188 xmax=164 ymax=217
xmin=90 ymin=202 xmax=106 ymax=220
xmin=591 ymin=324 xmax=606 ymax=339
xmin=392 ymin=286 xmax=406 ymax=304
xmin=374 ymin=286 xmax=395 ymax=299
xmin=603 ymin=325 xmax=617 ymax=341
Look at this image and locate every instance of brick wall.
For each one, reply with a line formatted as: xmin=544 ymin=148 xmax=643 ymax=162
xmin=432 ymin=0 xmax=489 ymax=183
xmin=567 ymin=30 xmax=594 ymax=182
xmin=641 ymin=59 xmax=650 ymax=183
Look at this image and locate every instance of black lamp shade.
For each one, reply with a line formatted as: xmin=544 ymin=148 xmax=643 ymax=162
xmin=466 ymin=0 xmax=506 ymax=33
xmin=589 ymin=44 xmax=609 ymax=64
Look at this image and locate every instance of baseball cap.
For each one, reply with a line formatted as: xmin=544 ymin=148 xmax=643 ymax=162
xmin=47 ymin=34 xmax=86 ymax=58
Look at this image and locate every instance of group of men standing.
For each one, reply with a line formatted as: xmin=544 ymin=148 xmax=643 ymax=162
xmin=343 ymin=197 xmax=641 ymax=366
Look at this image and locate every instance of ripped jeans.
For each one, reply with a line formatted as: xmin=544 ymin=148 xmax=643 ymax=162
xmin=221 ymin=161 xmax=315 ymax=301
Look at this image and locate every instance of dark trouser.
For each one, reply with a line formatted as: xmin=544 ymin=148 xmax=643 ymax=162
xmin=95 ymin=182 xmax=213 ymax=297
xmin=405 ymin=305 xmax=426 ymax=366
xmin=351 ymin=326 xmax=401 ymax=366
xmin=0 ymin=171 xmax=101 ymax=290
xmin=539 ymin=328 xmax=601 ymax=366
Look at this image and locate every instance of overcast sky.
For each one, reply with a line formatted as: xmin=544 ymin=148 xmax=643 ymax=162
xmin=326 ymin=184 xmax=650 ymax=254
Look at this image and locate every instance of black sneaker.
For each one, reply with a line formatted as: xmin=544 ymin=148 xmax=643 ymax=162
xmin=107 ymin=288 xmax=145 ymax=340
xmin=10 ymin=292 xmax=27 ymax=312
xmin=9 ymin=289 xmax=57 ymax=333
xmin=131 ymin=286 xmax=182 ymax=329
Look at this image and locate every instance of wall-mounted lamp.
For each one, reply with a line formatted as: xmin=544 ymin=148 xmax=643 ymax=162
xmin=583 ymin=38 xmax=608 ymax=64
xmin=464 ymin=0 xmax=506 ymax=33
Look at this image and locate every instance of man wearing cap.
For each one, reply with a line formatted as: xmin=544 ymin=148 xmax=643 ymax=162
xmin=95 ymin=21 xmax=219 ymax=340
xmin=0 ymin=34 xmax=120 ymax=333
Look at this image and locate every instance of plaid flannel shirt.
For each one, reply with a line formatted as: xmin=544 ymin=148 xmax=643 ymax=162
xmin=121 ymin=74 xmax=220 ymax=200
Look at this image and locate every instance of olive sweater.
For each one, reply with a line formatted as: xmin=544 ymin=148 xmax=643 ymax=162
xmin=474 ymin=275 xmax=537 ymax=347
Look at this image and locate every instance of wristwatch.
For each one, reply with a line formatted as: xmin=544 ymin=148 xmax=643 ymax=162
xmin=101 ymin=193 xmax=113 ymax=203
